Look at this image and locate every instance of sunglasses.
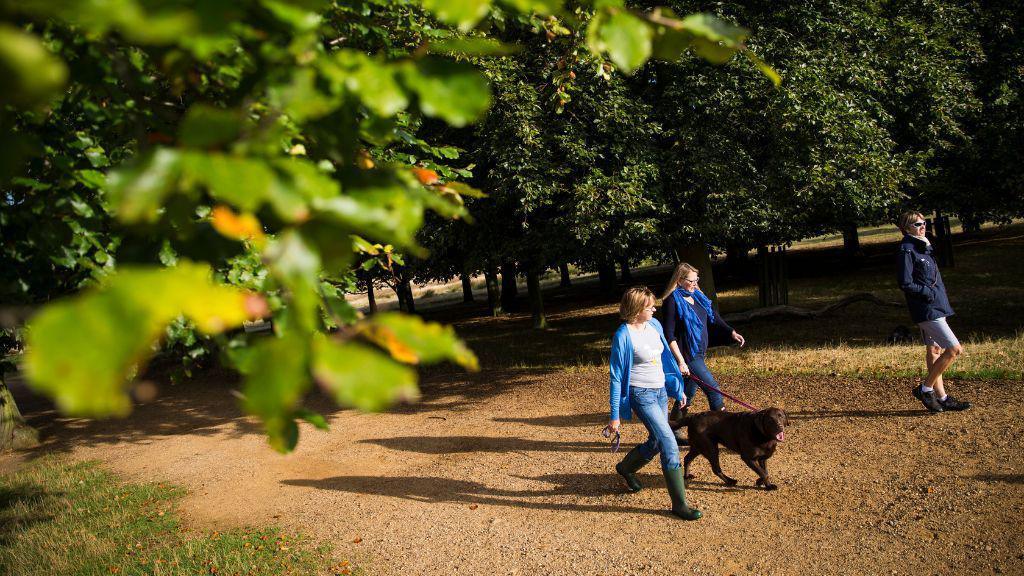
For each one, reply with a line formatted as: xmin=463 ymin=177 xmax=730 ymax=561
xmin=911 ymin=221 xmax=926 ymax=228
xmin=601 ymin=426 xmax=621 ymax=453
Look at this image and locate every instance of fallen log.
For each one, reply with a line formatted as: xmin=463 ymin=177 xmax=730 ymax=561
xmin=723 ymin=292 xmax=902 ymax=324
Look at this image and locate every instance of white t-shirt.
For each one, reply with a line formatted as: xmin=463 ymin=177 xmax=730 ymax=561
xmin=627 ymin=323 xmax=664 ymax=389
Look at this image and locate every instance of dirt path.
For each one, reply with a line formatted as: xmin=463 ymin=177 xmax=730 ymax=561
xmin=6 ymin=368 xmax=1023 ymax=575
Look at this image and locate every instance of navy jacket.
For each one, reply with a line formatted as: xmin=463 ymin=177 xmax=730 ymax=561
xmin=896 ymin=234 xmax=953 ymax=323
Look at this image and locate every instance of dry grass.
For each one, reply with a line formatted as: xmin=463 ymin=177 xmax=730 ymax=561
xmin=708 ymin=332 xmax=1024 ymax=380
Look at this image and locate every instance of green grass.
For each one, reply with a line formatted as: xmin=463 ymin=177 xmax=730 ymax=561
xmin=0 ymin=457 xmax=353 ymax=576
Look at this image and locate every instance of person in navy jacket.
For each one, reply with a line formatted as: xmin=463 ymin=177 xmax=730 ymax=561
xmin=896 ymin=210 xmax=970 ymax=413
xmin=607 ymin=286 xmax=701 ymax=520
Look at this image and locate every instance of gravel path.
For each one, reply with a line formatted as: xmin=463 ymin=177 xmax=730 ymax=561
xmin=9 ymin=368 xmax=1023 ymax=575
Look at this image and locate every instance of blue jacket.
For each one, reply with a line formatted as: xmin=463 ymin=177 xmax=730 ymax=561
xmin=609 ymin=317 xmax=684 ymax=421
xmin=662 ymin=290 xmax=735 ymax=363
xmin=897 ymin=234 xmax=954 ymax=323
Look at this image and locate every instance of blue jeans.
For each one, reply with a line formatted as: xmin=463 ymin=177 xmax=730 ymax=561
xmin=683 ymin=356 xmax=724 ymax=411
xmin=629 ymin=386 xmax=680 ymax=470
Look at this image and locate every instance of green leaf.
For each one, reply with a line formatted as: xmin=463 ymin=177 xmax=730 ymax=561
xmin=24 ymin=262 xmax=258 ymax=417
xmin=361 ymin=312 xmax=478 ymax=370
xmin=745 ymin=50 xmax=782 ymax=87
xmin=420 ymin=0 xmax=492 ymax=32
xmin=592 ymin=10 xmax=652 ymax=74
xmin=497 ymin=0 xmax=561 ymax=15
xmin=241 ymin=334 xmax=310 ymax=453
xmin=0 ymin=25 xmax=68 ymax=108
xmin=428 ymin=37 xmax=520 ymax=56
xmin=678 ymin=13 xmax=748 ymax=64
xmin=320 ymin=51 xmax=409 ymax=117
xmin=271 ymin=68 xmax=338 ymax=122
xmin=260 ymin=0 xmax=323 ymax=31
xmin=311 ymin=338 xmax=419 ymax=412
xmin=312 ymin=175 xmax=426 ymax=250
xmin=296 ymin=408 xmax=330 ymax=431
xmin=107 ymin=149 xmax=339 ymax=224
xmin=179 ymin=105 xmax=244 ymax=149
xmin=265 ymin=230 xmax=322 ymax=334
xmin=105 ymin=148 xmax=184 ymax=223
xmin=84 ymin=147 xmax=109 ymax=168
xmin=401 ymin=59 xmax=491 ymax=127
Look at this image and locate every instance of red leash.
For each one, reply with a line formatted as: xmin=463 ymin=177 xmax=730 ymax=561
xmin=685 ymin=373 xmax=759 ymax=412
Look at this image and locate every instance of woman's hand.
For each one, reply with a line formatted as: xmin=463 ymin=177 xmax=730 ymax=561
xmin=678 ymin=361 xmax=690 ymax=376
xmin=606 ymin=419 xmax=620 ymax=434
xmin=732 ymin=331 xmax=746 ymax=347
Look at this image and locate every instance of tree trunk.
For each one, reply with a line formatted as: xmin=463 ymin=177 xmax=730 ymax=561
xmin=500 ymin=261 xmax=519 ymax=312
xmin=960 ymin=214 xmax=982 ymax=233
xmin=485 ymin=265 xmax=502 ymax=316
xmin=932 ymin=211 xmax=955 ymax=268
xmin=1 ymin=375 xmax=39 ymax=452
xmin=366 ymin=278 xmax=377 ymax=314
xmin=674 ymin=241 xmax=718 ymax=306
xmin=559 ymin=262 xmax=572 ymax=288
xmin=842 ymin=222 xmax=862 ymax=265
xmin=758 ymin=245 xmax=789 ymax=307
xmin=526 ymin=266 xmax=547 ymax=329
xmin=619 ymin=258 xmax=632 ymax=283
xmin=725 ymin=243 xmax=748 ymax=279
xmin=597 ymin=258 xmax=617 ymax=294
xmin=397 ymin=279 xmax=416 ymax=313
xmin=460 ymin=272 xmax=475 ymax=303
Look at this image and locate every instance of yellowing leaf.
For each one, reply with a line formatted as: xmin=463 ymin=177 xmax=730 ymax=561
xmin=361 ymin=324 xmax=420 ymax=364
xmin=24 ymin=262 xmax=260 ymax=417
xmin=211 ymin=205 xmax=265 ymax=243
xmin=412 ymin=167 xmax=440 ymax=186
xmin=361 ymin=313 xmax=478 ymax=370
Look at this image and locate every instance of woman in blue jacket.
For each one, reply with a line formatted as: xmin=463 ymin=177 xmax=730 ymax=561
xmin=608 ymin=286 xmax=701 ymax=520
xmin=896 ymin=211 xmax=970 ymax=413
xmin=661 ymin=263 xmax=746 ymax=412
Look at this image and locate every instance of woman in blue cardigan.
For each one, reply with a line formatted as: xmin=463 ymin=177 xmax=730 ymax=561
xmin=661 ymin=263 xmax=746 ymax=411
xmin=608 ymin=286 xmax=701 ymax=520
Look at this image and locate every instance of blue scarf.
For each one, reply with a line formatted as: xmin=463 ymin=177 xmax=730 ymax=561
xmin=672 ymin=287 xmax=715 ymax=359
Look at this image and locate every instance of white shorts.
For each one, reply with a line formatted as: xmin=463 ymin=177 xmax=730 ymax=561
xmin=918 ymin=317 xmax=960 ymax=349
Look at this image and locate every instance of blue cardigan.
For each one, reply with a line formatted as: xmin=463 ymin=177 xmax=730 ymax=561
xmin=609 ymin=317 xmax=685 ymax=421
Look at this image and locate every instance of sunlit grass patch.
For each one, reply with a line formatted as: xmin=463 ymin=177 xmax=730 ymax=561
xmin=0 ymin=457 xmax=353 ymax=576
xmin=708 ymin=332 xmax=1024 ymax=380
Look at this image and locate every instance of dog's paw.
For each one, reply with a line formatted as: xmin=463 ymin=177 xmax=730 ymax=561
xmin=723 ymin=477 xmax=738 ymax=487
xmin=761 ymin=482 xmax=778 ymax=491
xmin=684 ymin=473 xmax=695 ymax=480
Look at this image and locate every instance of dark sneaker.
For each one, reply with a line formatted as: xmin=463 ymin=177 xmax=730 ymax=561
xmin=913 ymin=385 xmax=944 ymax=413
xmin=939 ymin=395 xmax=971 ymax=411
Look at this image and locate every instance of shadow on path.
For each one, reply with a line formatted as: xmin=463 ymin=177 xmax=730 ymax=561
xmin=282 ymin=473 xmax=664 ymax=515
xmin=359 ymin=436 xmax=610 ymax=454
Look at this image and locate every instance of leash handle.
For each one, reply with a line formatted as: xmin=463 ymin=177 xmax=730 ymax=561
xmin=686 ymin=373 xmax=759 ymax=412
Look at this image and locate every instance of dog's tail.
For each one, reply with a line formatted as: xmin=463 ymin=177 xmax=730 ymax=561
xmin=668 ymin=400 xmax=692 ymax=430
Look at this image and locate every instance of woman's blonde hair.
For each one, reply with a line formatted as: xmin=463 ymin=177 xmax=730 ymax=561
xmin=898 ymin=210 xmax=926 ymax=233
xmin=620 ymin=286 xmax=655 ymax=322
xmin=660 ymin=262 xmax=699 ymax=301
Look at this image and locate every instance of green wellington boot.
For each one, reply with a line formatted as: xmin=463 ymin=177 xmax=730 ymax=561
xmin=663 ymin=466 xmax=702 ymax=520
xmin=615 ymin=446 xmax=654 ymax=493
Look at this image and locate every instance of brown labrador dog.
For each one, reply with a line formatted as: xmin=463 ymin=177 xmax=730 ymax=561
xmin=669 ymin=405 xmax=789 ymax=490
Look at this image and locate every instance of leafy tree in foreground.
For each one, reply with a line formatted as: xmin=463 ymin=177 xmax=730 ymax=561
xmin=2 ymin=0 xmax=774 ymax=451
